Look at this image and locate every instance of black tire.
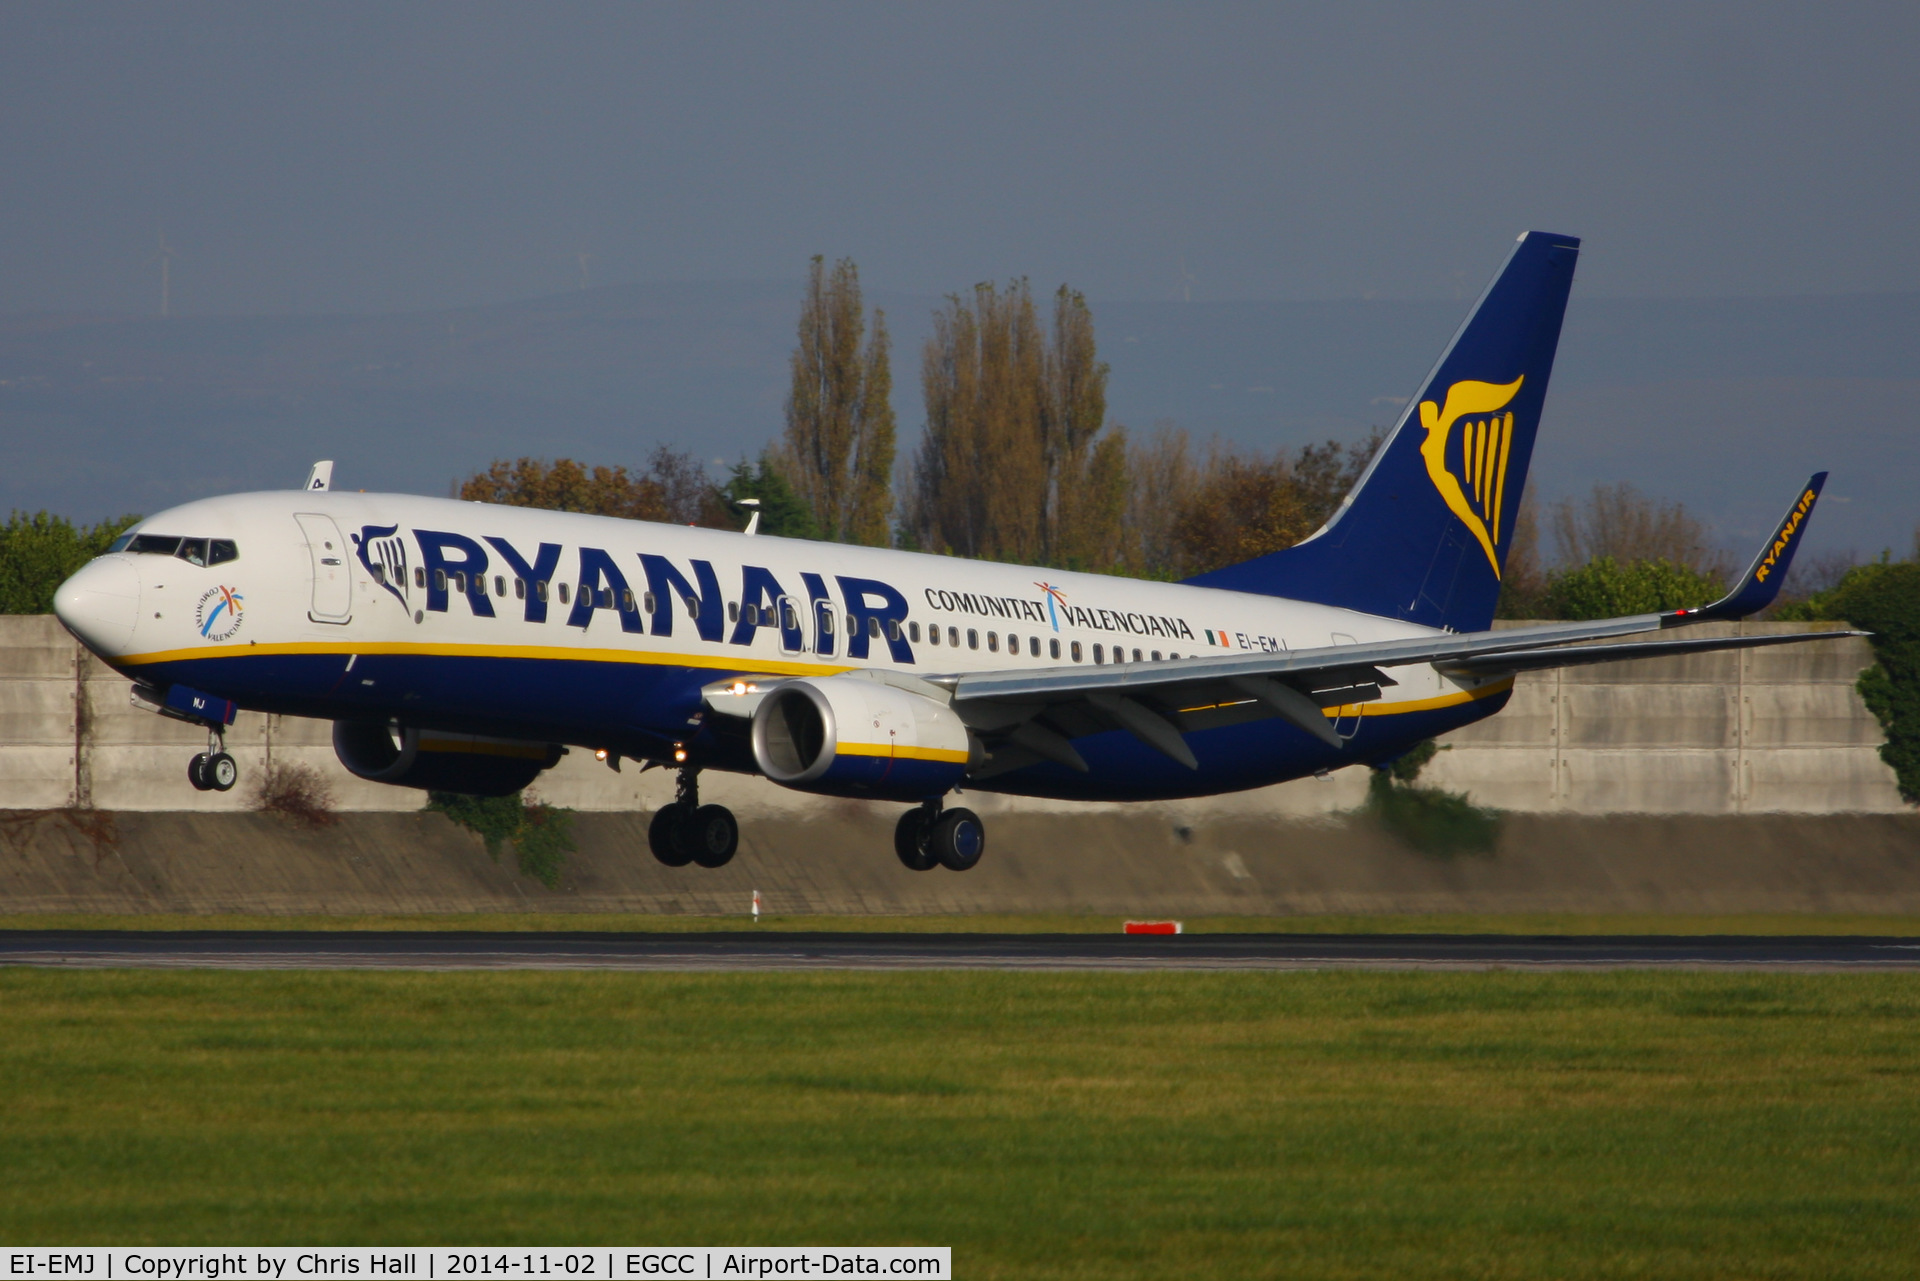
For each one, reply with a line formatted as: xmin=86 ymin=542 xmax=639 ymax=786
xmin=187 ymin=753 xmax=213 ymax=792
xmin=687 ymin=804 xmax=738 ymax=868
xmin=894 ymin=808 xmax=938 ymax=871
xmin=930 ymin=807 xmax=985 ymax=872
xmin=206 ymin=752 xmax=238 ymax=792
xmin=649 ymin=803 xmax=694 ymax=867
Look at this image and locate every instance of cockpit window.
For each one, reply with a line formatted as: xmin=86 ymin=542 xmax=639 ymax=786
xmin=121 ymin=534 xmax=239 ymax=565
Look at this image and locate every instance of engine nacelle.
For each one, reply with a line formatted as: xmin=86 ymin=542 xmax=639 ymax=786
xmin=750 ymin=676 xmax=975 ymax=801
xmin=332 ymin=721 xmax=561 ymax=797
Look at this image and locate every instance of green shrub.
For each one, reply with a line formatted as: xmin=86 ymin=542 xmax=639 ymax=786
xmin=427 ymin=791 xmax=576 ymax=888
xmin=1539 ymin=556 xmax=1724 ymax=620
xmin=1364 ymin=738 xmax=1499 ymax=857
xmin=0 ymin=511 xmax=142 ymax=614
xmin=1782 ymin=560 xmax=1920 ymax=803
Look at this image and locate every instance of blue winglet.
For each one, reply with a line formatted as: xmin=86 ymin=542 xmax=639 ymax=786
xmin=1666 ymin=473 xmax=1827 ymax=624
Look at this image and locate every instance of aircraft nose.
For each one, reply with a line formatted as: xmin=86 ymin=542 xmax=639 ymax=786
xmin=54 ymin=556 xmax=140 ymax=654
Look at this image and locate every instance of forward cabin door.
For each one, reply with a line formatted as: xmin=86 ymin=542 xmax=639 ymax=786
xmin=295 ymin=513 xmax=353 ymax=624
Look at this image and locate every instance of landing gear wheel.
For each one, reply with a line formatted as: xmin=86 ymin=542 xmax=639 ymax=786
xmin=930 ymin=807 xmax=985 ymax=872
xmin=649 ymin=803 xmax=694 ymax=867
xmin=686 ymin=804 xmax=738 ymax=868
xmin=894 ymin=808 xmax=938 ymax=871
xmin=204 ymin=752 xmax=238 ymax=792
xmin=187 ymin=753 xmax=213 ymax=791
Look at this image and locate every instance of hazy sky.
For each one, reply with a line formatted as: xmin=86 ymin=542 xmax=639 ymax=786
xmin=4 ymin=2 xmax=1918 ymax=315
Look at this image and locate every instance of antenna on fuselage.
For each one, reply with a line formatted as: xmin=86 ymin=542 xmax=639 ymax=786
xmin=303 ymin=460 xmax=334 ymax=492
xmin=734 ymin=496 xmax=761 ymax=536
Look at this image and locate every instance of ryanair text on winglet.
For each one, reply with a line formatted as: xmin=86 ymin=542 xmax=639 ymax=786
xmin=1754 ymin=487 xmax=1819 ymax=584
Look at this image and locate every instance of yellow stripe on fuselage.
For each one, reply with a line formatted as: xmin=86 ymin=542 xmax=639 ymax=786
xmin=117 ymin=638 xmax=856 ymax=679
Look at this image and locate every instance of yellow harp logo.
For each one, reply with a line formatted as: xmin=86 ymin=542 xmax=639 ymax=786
xmin=1419 ymin=376 xmax=1524 ymax=578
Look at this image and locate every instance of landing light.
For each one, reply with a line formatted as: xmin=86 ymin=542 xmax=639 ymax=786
xmin=594 ymin=749 xmax=608 ymax=761
xmin=673 ymin=744 xmax=688 ymax=763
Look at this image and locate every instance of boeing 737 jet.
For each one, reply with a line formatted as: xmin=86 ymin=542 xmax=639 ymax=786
xmin=53 ymin=232 xmax=1846 ymax=871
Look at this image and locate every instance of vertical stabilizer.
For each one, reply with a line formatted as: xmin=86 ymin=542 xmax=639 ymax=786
xmin=1185 ymin=231 xmax=1580 ymax=631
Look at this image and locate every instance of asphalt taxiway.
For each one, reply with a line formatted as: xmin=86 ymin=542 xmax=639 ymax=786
xmin=3 ymin=931 xmax=1919 ymax=971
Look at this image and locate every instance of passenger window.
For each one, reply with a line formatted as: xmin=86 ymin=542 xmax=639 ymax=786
xmin=1030 ymin=636 xmax=1041 ymax=657
xmin=1169 ymin=652 xmax=1179 ymax=660
xmin=987 ymin=632 xmax=999 ymax=652
xmin=729 ymin=601 xmax=739 ymax=623
xmin=1152 ymin=650 xmax=1162 ymax=662
xmin=558 ymin=583 xmax=570 ymax=605
xmin=454 ymin=572 xmax=467 ymax=593
xmin=434 ymin=569 xmax=447 ymax=592
xmin=684 ymin=594 xmax=698 ymax=619
xmin=371 ymin=564 xmax=386 ymax=585
xmin=208 ymin=539 xmax=239 ymax=565
xmin=1093 ymin=644 xmax=1104 ymax=664
xmin=598 ymin=587 xmax=611 ymax=609
xmin=415 ymin=567 xmax=426 ymax=588
xmin=927 ymin=624 xmax=940 ymax=646
xmin=1071 ymin=641 xmax=1083 ymax=662
xmin=782 ymin=602 xmax=798 ymax=630
xmin=1007 ymin=633 xmax=1017 ymax=652
xmin=865 ymin=616 xmax=879 ymax=639
xmin=967 ymin=629 xmax=979 ymax=650
xmin=909 ymin=621 xmax=920 ymax=642
xmin=494 ymin=575 xmax=505 ymax=597
xmin=949 ymin=627 xmax=959 ymax=647
xmin=536 ymin=580 xmax=548 ymax=601
xmin=1133 ymin=649 xmax=1143 ymax=663
xmin=474 ymin=575 xmax=487 ymax=597
xmin=888 ymin=619 xmax=902 ymax=641
xmin=820 ymin=607 xmax=835 ymax=635
xmin=623 ymin=590 xmax=635 ymax=611
xmin=644 ymin=592 xmax=657 ymax=613
xmin=515 ymin=578 xmax=526 ymax=600
xmin=1049 ymin=638 xmax=1059 ymax=659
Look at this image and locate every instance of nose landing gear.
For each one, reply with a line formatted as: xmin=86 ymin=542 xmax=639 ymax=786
xmin=648 ymin=766 xmax=738 ymax=868
xmin=894 ymin=799 xmax=984 ymax=872
xmin=187 ymin=728 xmax=238 ymax=793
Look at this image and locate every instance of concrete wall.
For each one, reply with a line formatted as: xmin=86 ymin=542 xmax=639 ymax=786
xmin=0 ymin=614 xmax=1903 ymax=817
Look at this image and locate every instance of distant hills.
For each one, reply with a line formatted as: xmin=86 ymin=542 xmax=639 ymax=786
xmin=4 ymin=283 xmax=1915 ymax=557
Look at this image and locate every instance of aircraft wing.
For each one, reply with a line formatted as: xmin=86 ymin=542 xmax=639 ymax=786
xmin=943 ymin=474 xmax=1856 ymax=771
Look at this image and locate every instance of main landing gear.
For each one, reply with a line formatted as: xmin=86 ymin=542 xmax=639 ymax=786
xmin=187 ymin=728 xmax=237 ymax=793
xmin=894 ymin=800 xmax=985 ymax=873
xmin=648 ymin=766 xmax=739 ymax=869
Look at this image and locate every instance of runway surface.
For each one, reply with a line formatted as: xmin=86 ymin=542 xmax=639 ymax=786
xmin=4 ymin=930 xmax=1920 ymax=971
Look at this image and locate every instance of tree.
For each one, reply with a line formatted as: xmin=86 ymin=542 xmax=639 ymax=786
xmin=0 ymin=511 xmax=141 ymax=614
xmin=1551 ymin=482 xmax=1730 ymax=580
xmin=782 ymin=257 xmax=896 ymax=545
xmin=459 ymin=447 xmax=718 ymax=524
xmin=716 ymin=455 xmax=819 ymax=539
xmin=906 ymin=280 xmax=1131 ymax=569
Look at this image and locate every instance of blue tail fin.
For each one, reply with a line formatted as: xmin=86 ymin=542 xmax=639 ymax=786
xmin=1185 ymin=230 xmax=1581 ymax=632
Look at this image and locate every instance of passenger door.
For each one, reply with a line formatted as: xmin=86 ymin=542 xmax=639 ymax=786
xmin=295 ymin=512 xmax=353 ymax=624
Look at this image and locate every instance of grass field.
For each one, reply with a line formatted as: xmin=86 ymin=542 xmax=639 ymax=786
xmin=5 ymin=911 xmax=1920 ymax=934
xmin=3 ymin=969 xmax=1918 ymax=1277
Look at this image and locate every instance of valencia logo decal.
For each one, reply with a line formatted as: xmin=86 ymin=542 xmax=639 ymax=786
xmin=1418 ymin=376 xmax=1524 ymax=577
xmin=195 ymin=585 xmax=245 ymax=641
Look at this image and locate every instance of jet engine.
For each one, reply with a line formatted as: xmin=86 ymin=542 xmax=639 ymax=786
xmin=332 ymin=721 xmax=562 ymax=797
xmin=750 ymin=676 xmax=976 ymax=801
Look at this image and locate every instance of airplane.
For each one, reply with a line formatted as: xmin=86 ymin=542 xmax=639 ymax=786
xmin=52 ymin=231 xmax=1850 ymax=873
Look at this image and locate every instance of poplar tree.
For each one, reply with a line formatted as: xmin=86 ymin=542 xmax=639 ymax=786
xmin=783 ymin=257 xmax=896 ymax=545
xmin=908 ymin=280 xmax=1128 ymax=569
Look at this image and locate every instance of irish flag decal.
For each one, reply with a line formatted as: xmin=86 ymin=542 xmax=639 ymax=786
xmin=1203 ymin=629 xmax=1232 ymax=647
